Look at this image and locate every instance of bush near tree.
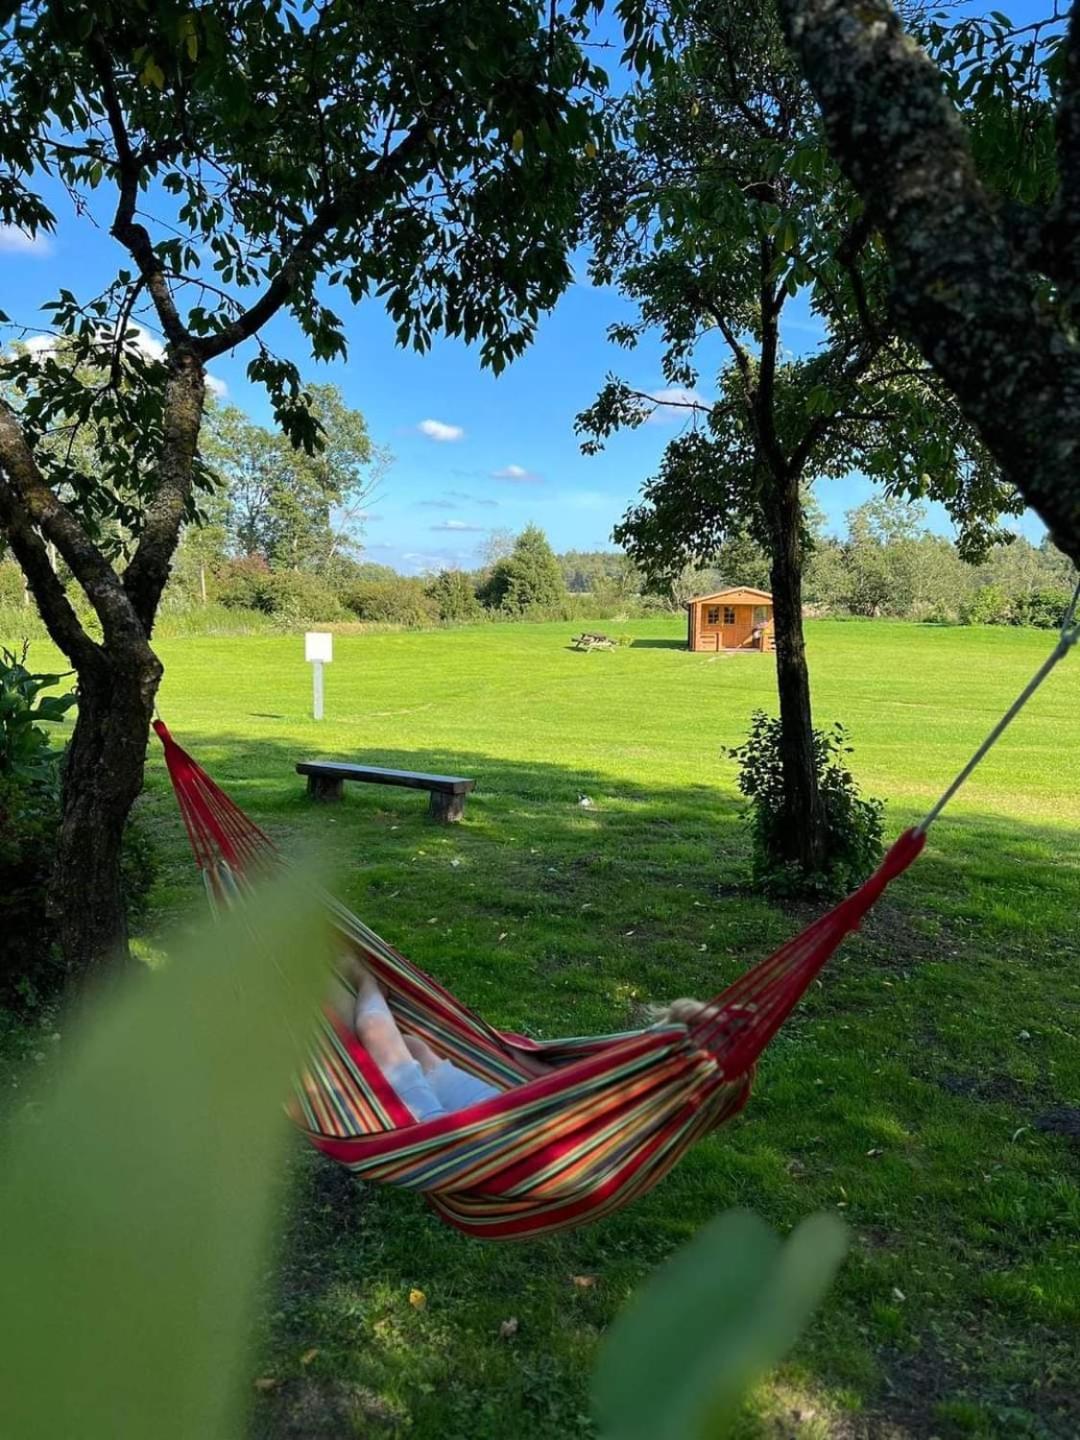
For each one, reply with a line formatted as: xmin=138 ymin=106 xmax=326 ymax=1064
xmin=728 ymin=712 xmax=885 ymax=899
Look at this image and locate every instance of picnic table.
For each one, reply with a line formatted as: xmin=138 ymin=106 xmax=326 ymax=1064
xmin=571 ymin=632 xmax=617 ymax=652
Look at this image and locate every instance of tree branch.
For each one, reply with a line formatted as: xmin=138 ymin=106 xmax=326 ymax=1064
xmin=121 ymin=351 xmax=206 ymax=632
xmin=85 ymin=33 xmax=188 ymax=346
xmin=625 ymin=387 xmax=712 ymax=413
xmin=780 ymin=0 xmax=1080 ymax=563
xmin=0 ymin=403 xmax=147 ymax=654
xmin=0 ymin=474 xmax=104 ymax=674
xmin=703 ymin=295 xmax=753 ymax=379
xmin=755 ymin=241 xmax=788 ymax=478
xmin=193 ymin=117 xmax=436 ymax=362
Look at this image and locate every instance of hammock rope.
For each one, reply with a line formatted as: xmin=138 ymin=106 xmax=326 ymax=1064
xmin=153 ymin=597 xmax=1076 ymax=1239
xmin=917 ymin=577 xmax=1079 ymax=833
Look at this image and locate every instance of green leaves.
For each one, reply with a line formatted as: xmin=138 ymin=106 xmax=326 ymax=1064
xmin=0 ymin=874 xmax=329 ymax=1440
xmin=592 ymin=1211 xmax=848 ymax=1440
xmin=138 ymin=56 xmax=166 ymax=89
xmin=0 ymin=642 xmax=75 ymax=784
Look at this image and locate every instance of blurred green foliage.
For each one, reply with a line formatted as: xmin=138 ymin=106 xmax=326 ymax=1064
xmin=592 ymin=1210 xmax=848 ymax=1440
xmin=0 ymin=873 xmax=328 ymax=1439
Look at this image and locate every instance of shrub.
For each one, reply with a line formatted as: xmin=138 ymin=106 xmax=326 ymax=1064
xmin=0 ymin=642 xmax=77 ymax=784
xmin=343 ymin=577 xmax=439 ymax=627
xmin=959 ymin=583 xmax=1014 ymax=626
xmin=0 ymin=775 xmax=64 ymax=1009
xmin=0 ymin=560 xmax=27 ymax=608
xmin=264 ymin=570 xmax=347 ymax=622
xmin=217 ymin=558 xmax=345 ymax=621
xmin=427 ymin=569 xmax=483 ymax=623
xmin=728 ymin=711 xmax=884 ymax=899
xmin=216 ymin=554 xmax=274 ymax=611
xmin=0 ymin=643 xmax=76 ymax=1009
xmin=1016 ymin=586 xmax=1075 ymax=629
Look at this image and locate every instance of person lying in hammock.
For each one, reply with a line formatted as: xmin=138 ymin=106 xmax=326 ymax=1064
xmin=331 ymin=956 xmax=719 ymax=1122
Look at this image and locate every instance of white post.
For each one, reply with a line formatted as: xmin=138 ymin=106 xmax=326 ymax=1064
xmin=312 ymin=659 xmax=324 ymax=720
xmin=305 ymin=632 xmax=333 ymax=720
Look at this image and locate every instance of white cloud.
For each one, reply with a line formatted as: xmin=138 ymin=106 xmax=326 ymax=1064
xmin=492 ymin=463 xmax=542 ymax=484
xmin=21 ymin=334 xmax=57 ymax=356
xmin=644 ymin=386 xmax=712 ymax=423
xmin=431 ymin=519 xmax=486 ymax=533
xmin=418 ymin=418 xmax=465 ymax=443
xmin=0 ymin=225 xmax=52 ymax=257
xmin=12 ymin=325 xmax=226 ymax=395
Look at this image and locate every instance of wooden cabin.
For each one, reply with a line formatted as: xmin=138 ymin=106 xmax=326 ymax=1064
xmin=686 ymin=587 xmax=775 ymax=653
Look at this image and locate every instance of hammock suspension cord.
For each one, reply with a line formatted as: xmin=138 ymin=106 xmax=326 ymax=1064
xmin=916 ymin=576 xmax=1080 ymax=834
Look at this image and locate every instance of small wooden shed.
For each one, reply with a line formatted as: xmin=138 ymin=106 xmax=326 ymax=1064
xmin=686 ymin=587 xmax=775 ymax=653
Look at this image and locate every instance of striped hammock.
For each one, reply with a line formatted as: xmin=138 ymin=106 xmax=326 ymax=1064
xmin=154 ymin=720 xmax=924 ymax=1240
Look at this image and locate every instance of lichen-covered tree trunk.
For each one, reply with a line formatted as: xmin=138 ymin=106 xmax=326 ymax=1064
xmin=1 ymin=352 xmax=204 ymax=979
xmin=52 ymin=656 xmax=162 ymax=973
xmin=767 ymin=471 xmax=825 ymax=872
xmin=779 ymin=0 xmax=1080 ymax=563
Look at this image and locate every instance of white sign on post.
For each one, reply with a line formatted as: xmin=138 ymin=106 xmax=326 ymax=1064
xmin=305 ymin=632 xmax=333 ymax=719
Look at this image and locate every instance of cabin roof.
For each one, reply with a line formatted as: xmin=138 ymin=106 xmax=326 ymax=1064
xmin=686 ymin=587 xmax=773 ymax=608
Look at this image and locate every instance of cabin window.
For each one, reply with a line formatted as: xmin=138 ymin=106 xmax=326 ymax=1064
xmin=753 ymin=605 xmax=769 ymax=624
xmin=723 ymin=606 xmax=737 ymax=625
xmin=706 ymin=606 xmax=720 ymax=625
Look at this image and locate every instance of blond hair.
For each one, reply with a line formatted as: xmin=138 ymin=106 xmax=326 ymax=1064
xmin=647 ymin=997 xmax=717 ymax=1027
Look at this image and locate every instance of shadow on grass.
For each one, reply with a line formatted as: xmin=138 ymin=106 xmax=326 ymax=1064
xmin=631 ymin=637 xmax=687 ymax=650
xmin=143 ymin=727 xmax=1080 ymax=966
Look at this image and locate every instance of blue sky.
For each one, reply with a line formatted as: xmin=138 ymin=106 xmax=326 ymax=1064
xmin=0 ymin=25 xmax=1050 ymax=574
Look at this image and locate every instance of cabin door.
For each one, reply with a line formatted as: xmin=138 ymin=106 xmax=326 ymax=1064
xmin=723 ymin=606 xmax=754 ymax=649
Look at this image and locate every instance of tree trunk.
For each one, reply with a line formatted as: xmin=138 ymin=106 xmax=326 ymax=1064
xmin=199 ymin=563 xmax=207 ymax=605
xmin=51 ymin=654 xmax=162 ymax=976
xmin=767 ymin=474 xmax=826 ymax=872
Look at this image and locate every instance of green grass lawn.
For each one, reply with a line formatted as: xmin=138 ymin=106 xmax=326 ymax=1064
xmin=6 ymin=616 xmax=1080 ymax=1438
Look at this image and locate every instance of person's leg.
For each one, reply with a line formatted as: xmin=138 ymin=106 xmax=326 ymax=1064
xmin=352 ymin=966 xmax=412 ymax=1069
xmin=351 ymin=966 xmax=446 ymax=1121
xmin=404 ymin=1034 xmax=441 ymax=1072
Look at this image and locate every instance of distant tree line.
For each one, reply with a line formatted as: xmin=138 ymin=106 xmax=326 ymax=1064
xmin=560 ymin=499 xmax=1075 ymax=630
xmin=3 ymin=496 xmax=1072 ymax=634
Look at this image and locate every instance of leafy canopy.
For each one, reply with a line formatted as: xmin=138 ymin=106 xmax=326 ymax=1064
xmin=577 ymin=0 xmax=1018 ymax=581
xmin=0 ymin=0 xmax=606 ymax=532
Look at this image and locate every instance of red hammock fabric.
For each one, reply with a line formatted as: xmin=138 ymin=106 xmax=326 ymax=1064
xmin=154 ymin=720 xmax=925 ymax=1238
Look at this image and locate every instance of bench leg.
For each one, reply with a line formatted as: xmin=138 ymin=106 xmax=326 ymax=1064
xmin=429 ymin=790 xmax=466 ymax=823
xmin=307 ymin=774 xmax=344 ymax=803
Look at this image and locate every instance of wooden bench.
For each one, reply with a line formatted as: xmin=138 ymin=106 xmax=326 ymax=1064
xmin=296 ymin=761 xmax=475 ymax=822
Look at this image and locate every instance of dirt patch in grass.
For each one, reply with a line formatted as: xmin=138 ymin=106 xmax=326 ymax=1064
xmin=1036 ymin=1105 xmax=1080 ymax=1145
xmin=252 ymin=1377 xmax=407 ymax=1438
xmin=937 ymin=1071 xmax=1030 ymax=1105
xmin=842 ymin=1327 xmax=1080 ymax=1440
